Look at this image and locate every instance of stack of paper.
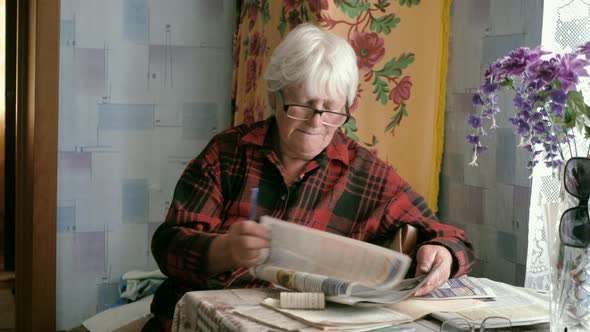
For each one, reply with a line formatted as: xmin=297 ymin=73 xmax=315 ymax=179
xmin=232 ymin=298 xmax=412 ymax=331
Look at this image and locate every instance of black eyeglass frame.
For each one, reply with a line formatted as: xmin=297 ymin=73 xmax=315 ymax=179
xmin=559 ymin=157 xmax=590 ymax=248
xmin=278 ymin=90 xmax=350 ymax=127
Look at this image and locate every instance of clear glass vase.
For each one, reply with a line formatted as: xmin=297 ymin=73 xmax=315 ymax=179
xmin=546 ymin=165 xmax=590 ymax=331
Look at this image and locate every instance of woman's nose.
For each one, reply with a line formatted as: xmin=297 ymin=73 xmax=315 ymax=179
xmin=307 ymin=111 xmax=324 ymax=126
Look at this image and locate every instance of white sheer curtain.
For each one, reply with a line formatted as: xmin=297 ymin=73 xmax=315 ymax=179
xmin=525 ymin=0 xmax=590 ymax=290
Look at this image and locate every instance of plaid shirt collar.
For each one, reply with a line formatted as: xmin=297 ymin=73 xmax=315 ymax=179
xmin=239 ymin=116 xmax=351 ymax=167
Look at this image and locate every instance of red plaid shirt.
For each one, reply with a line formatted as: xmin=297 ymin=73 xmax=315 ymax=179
xmin=148 ymin=117 xmax=474 ymax=326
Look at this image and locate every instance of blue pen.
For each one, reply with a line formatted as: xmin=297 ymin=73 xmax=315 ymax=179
xmin=249 ymin=187 xmax=259 ymax=221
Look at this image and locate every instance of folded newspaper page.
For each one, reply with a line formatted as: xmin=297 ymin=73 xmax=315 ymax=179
xmin=430 ymin=277 xmax=550 ymax=329
xmin=249 ymin=216 xmax=433 ymax=305
xmin=417 ymin=275 xmax=496 ymax=300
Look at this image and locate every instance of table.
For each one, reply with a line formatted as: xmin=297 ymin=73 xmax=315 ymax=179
xmin=170 ymin=288 xmax=550 ymax=332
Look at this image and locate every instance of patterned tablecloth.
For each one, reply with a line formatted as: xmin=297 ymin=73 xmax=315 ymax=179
xmin=170 ymin=288 xmax=550 ymax=332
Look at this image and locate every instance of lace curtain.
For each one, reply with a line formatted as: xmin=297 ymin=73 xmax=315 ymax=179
xmin=525 ymin=0 xmax=590 ymax=290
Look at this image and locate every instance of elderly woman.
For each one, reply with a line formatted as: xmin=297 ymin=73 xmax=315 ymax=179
xmin=143 ymin=23 xmax=474 ymax=331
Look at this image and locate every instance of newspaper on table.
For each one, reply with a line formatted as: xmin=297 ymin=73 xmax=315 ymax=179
xmin=258 ymin=298 xmax=412 ymax=329
xmin=430 ymin=277 xmax=550 ymax=329
xmin=249 ymin=216 xmax=433 ymax=306
xmin=417 ymin=275 xmax=496 ymax=300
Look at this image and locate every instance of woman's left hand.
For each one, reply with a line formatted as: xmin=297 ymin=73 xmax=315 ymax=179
xmin=412 ymin=244 xmax=453 ymax=296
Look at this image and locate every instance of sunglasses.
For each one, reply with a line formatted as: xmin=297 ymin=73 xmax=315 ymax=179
xmin=560 ymin=157 xmax=590 ymax=248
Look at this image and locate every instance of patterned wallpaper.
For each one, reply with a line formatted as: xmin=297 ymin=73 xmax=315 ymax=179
xmin=56 ymin=0 xmax=235 ymax=329
xmin=438 ymin=0 xmax=544 ymax=286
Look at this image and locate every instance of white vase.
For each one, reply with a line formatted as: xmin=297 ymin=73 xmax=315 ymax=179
xmin=546 ymin=164 xmax=590 ymax=331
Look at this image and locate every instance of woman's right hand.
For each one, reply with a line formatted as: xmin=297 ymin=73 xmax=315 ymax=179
xmin=225 ymin=220 xmax=271 ymax=269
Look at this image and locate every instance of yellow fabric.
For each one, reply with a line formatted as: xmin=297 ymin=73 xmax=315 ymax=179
xmin=231 ymin=0 xmax=451 ymax=211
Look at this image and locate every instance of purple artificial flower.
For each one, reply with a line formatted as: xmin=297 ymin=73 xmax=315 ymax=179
xmin=533 ymin=121 xmax=547 ymax=135
xmin=482 ymin=83 xmax=499 ymax=94
xmin=472 ymin=94 xmax=484 ymax=106
xmin=577 ymin=41 xmax=590 ymax=60
xmin=516 ymin=119 xmax=530 ymax=136
xmin=487 ymin=47 xmax=550 ymax=81
xmin=527 ymin=160 xmax=539 ymax=169
xmin=518 ymin=109 xmax=531 ymax=121
xmin=467 ymin=44 xmax=590 ymax=170
xmin=468 ymin=114 xmax=482 ymax=129
xmin=513 ymin=94 xmax=524 ymax=108
xmin=526 ymin=58 xmax=558 ymax=88
xmin=466 ymin=135 xmax=480 ymax=145
xmin=555 ymin=53 xmax=590 ymax=92
xmin=476 ymin=146 xmax=488 ymax=154
xmin=482 ymin=106 xmax=496 ymax=119
xmin=530 ymin=111 xmax=543 ymax=122
xmin=549 ymin=102 xmax=564 ymax=117
xmin=550 ymin=89 xmax=567 ymax=104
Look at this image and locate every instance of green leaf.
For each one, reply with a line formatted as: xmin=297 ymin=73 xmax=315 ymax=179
xmin=374 ymin=53 xmax=415 ymax=77
xmin=261 ymin=0 xmax=270 ymax=25
xmin=334 ymin=0 xmax=371 ymax=19
xmin=373 ymin=76 xmax=389 ymax=105
xmin=566 ymin=90 xmax=586 ymax=114
xmin=364 ymin=135 xmax=380 ymax=147
xmin=398 ymin=0 xmax=420 ymax=8
xmin=400 ymin=103 xmax=408 ymax=116
xmin=386 ymin=111 xmax=402 ymax=132
xmin=341 ymin=118 xmax=360 ymax=142
xmin=370 ymin=14 xmax=400 ymax=35
xmin=374 ymin=0 xmax=390 ymax=11
xmin=564 ymin=90 xmax=588 ymax=131
xmin=278 ymin=17 xmax=287 ymax=38
xmin=499 ymin=78 xmax=513 ymax=88
xmin=560 ymin=107 xmax=577 ymax=129
xmin=585 ymin=126 xmax=590 ymax=140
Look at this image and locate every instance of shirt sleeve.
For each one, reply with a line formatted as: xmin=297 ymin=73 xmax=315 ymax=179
xmin=151 ymin=138 xmax=226 ymax=288
xmin=383 ymin=172 xmax=475 ymax=278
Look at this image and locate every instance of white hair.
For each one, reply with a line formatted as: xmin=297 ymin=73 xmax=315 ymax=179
xmin=264 ymin=23 xmax=359 ymax=106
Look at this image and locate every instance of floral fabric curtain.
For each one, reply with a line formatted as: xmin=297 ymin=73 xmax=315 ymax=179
xmin=231 ymin=0 xmax=451 ymax=209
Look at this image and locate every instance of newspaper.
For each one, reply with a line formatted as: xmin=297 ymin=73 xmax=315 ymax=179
xmin=418 ymin=275 xmax=496 ymax=300
xmin=430 ymin=278 xmax=550 ymax=329
xmin=259 ymin=298 xmax=412 ymax=329
xmin=249 ymin=216 xmax=433 ymax=306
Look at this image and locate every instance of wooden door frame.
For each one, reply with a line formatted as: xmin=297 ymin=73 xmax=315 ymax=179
xmin=13 ymin=0 xmax=60 ymax=330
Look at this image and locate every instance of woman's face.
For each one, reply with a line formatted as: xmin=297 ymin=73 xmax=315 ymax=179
xmin=271 ymin=84 xmax=347 ymax=161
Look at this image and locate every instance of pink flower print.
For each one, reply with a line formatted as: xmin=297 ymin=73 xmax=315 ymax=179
xmin=309 ymin=0 xmax=328 ymax=13
xmin=389 ymin=76 xmax=412 ymax=104
xmin=350 ymin=32 xmax=385 ymax=71
xmin=249 ymin=31 xmax=261 ymax=57
xmin=246 ymin=59 xmax=258 ymax=93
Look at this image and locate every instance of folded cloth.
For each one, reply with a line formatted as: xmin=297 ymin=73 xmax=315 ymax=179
xmin=119 ymin=269 xmax=167 ymax=302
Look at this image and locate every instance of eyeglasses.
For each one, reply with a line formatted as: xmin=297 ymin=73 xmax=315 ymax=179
xmin=440 ymin=316 xmax=513 ymax=331
xmin=278 ymin=90 xmax=350 ymax=127
xmin=560 ymin=157 xmax=590 ymax=248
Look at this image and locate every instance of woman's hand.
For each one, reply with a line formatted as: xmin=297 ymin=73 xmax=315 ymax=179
xmin=412 ymin=244 xmax=453 ymax=296
xmin=226 ymin=220 xmax=271 ymax=268
xmin=208 ymin=220 xmax=271 ymax=275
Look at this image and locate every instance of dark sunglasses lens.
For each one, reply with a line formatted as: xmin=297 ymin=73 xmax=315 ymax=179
xmin=565 ymin=158 xmax=590 ymax=199
xmin=560 ymin=208 xmax=590 ymax=247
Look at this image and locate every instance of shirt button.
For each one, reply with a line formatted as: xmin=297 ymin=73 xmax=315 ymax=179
xmin=281 ymin=195 xmax=286 ymax=201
